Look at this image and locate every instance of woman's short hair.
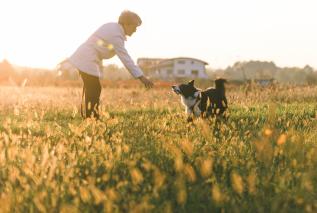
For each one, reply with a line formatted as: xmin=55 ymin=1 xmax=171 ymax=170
xmin=118 ymin=10 xmax=142 ymax=26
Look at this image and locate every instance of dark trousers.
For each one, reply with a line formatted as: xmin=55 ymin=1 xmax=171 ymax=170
xmin=79 ymin=71 xmax=101 ymax=119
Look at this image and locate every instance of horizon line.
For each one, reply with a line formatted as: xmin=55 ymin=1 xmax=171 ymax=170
xmin=1 ymin=58 xmax=316 ymax=71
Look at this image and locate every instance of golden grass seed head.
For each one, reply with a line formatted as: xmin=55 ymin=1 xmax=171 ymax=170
xmin=211 ymin=184 xmax=223 ymax=204
xmin=130 ymin=168 xmax=144 ymax=185
xmin=200 ymin=158 xmax=213 ymax=178
xmin=231 ymin=172 xmax=244 ymax=195
xmin=184 ymin=164 xmax=196 ymax=183
xmin=179 ymin=139 xmax=194 ymax=156
xmin=247 ymin=171 xmax=257 ymax=195
xmin=79 ymin=186 xmax=91 ymax=203
xmin=277 ymin=133 xmax=287 ymax=146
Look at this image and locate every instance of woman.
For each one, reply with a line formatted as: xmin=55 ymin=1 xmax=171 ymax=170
xmin=67 ymin=10 xmax=154 ymax=119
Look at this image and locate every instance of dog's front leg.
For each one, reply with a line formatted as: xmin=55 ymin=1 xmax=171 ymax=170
xmin=187 ymin=116 xmax=193 ymax=122
xmin=186 ymin=107 xmax=194 ymax=122
xmin=199 ymin=94 xmax=207 ymax=119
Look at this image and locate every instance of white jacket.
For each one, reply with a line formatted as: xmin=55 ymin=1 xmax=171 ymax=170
xmin=69 ymin=22 xmax=144 ymax=79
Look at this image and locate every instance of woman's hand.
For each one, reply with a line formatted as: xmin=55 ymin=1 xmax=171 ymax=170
xmin=138 ymin=76 xmax=154 ymax=89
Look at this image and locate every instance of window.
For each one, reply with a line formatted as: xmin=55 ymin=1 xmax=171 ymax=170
xmin=178 ymin=69 xmax=185 ymax=75
xmin=191 ymin=70 xmax=199 ymax=76
xmin=177 ymin=60 xmax=186 ymax=64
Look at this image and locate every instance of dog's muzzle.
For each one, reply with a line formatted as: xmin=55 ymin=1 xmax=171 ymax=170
xmin=172 ymin=86 xmax=181 ymax=94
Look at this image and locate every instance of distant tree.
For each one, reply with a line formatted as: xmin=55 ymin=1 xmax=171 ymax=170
xmin=102 ymin=64 xmax=131 ymax=80
xmin=224 ymin=60 xmax=278 ymax=82
xmin=0 ymin=59 xmax=16 ymax=80
xmin=303 ymin=65 xmax=314 ymax=74
xmin=306 ymin=71 xmax=317 ymax=85
xmin=222 ymin=60 xmax=316 ymax=85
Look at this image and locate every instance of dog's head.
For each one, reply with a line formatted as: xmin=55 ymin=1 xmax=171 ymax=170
xmin=215 ymin=78 xmax=227 ymax=88
xmin=172 ymin=80 xmax=200 ymax=98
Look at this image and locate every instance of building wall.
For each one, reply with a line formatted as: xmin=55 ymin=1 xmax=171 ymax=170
xmin=158 ymin=59 xmax=207 ymax=79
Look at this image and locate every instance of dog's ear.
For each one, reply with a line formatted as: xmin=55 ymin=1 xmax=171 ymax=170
xmin=188 ymin=80 xmax=194 ymax=86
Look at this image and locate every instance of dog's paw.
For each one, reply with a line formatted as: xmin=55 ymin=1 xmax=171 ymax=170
xmin=187 ymin=117 xmax=193 ymax=122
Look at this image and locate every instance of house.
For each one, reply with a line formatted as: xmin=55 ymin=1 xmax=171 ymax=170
xmin=137 ymin=57 xmax=209 ymax=79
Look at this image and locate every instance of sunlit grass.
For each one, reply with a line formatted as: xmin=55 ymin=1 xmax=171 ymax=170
xmin=0 ymin=85 xmax=316 ymax=212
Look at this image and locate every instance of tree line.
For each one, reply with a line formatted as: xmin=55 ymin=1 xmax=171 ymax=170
xmin=1 ymin=59 xmax=317 ymax=86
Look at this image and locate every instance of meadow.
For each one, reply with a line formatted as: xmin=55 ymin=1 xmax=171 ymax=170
xmin=0 ymin=84 xmax=316 ymax=213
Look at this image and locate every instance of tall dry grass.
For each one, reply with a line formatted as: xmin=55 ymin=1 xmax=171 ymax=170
xmin=0 ymin=84 xmax=316 ymax=212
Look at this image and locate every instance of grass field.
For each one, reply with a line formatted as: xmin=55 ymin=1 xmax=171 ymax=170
xmin=0 ymin=85 xmax=317 ymax=212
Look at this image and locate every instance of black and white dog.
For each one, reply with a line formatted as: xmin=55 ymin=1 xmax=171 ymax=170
xmin=172 ymin=78 xmax=228 ymax=121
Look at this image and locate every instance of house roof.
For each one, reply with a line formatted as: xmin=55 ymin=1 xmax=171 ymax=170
xmin=158 ymin=57 xmax=209 ymax=65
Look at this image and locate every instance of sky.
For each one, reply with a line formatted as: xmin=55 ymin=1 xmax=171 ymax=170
xmin=0 ymin=0 xmax=316 ymax=70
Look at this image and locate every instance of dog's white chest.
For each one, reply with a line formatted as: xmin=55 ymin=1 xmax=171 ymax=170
xmin=181 ymin=96 xmax=195 ymax=108
xmin=181 ymin=95 xmax=201 ymax=117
